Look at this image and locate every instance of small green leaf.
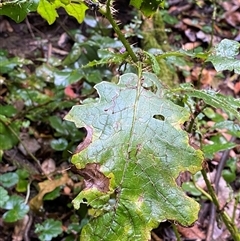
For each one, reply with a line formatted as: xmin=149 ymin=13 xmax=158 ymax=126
xmin=0 ymin=172 xmax=19 ymax=188
xmin=214 ymin=39 xmax=239 ymax=58
xmin=37 ymin=0 xmax=59 ymax=24
xmin=222 ymin=158 xmax=237 ymax=183
xmin=0 ymin=0 xmax=38 ymax=23
xmin=51 ymin=138 xmax=68 ymax=150
xmin=16 ymin=169 xmax=29 ymax=179
xmin=43 ymin=186 xmax=61 ymax=200
xmin=35 ymin=219 xmax=63 ymax=241
xmin=0 ymin=105 xmax=17 ymax=117
xmin=64 ymin=2 xmax=88 ymax=23
xmin=85 ymin=70 xmax=102 ymax=84
xmin=206 ymin=39 xmax=240 ymax=74
xmin=16 ymin=179 xmax=29 ymax=192
xmin=2 ymin=195 xmax=29 ymax=222
xmin=203 ymin=107 xmax=225 ymax=122
xmin=36 ymin=63 xmax=83 ymax=86
xmin=49 ymin=116 xmax=66 ymax=134
xmin=49 ymin=115 xmax=82 ymax=141
xmin=67 ymin=222 xmax=82 ymax=234
xmin=62 ymin=43 xmax=82 ymax=66
xmin=182 ymin=182 xmax=202 ymax=196
xmin=203 ymin=142 xmax=236 ymax=159
xmin=222 ymin=169 xmax=236 ymax=183
xmin=0 ymin=186 xmax=10 ymax=207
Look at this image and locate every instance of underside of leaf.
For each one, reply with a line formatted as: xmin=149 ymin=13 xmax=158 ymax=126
xmin=65 ymin=72 xmax=203 ymax=241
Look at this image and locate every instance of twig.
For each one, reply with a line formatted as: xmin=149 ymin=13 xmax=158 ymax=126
xmin=24 ymin=182 xmax=33 ymax=241
xmin=206 ymin=136 xmax=236 ymax=241
xmin=151 ymin=231 xmax=163 ymax=241
xmin=24 ymin=213 xmax=33 ymax=241
xmin=25 ymin=182 xmax=31 ymax=204
xmin=0 ymin=118 xmax=44 ymax=174
xmin=25 ymin=17 xmax=35 ymax=39
xmin=208 ymin=0 xmax=217 ymax=50
xmin=214 ymin=137 xmax=236 ymax=193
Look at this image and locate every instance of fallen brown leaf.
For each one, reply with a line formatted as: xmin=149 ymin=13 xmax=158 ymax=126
xmin=177 ymin=224 xmax=205 ymax=239
xmin=29 ymin=173 xmax=69 ymax=211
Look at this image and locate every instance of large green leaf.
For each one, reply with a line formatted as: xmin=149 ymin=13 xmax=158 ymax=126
xmin=65 ymin=72 xmax=203 ymax=241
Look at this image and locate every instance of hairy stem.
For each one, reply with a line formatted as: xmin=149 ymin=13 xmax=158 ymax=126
xmin=201 ymin=169 xmax=240 ymax=240
xmin=98 ymin=0 xmax=138 ymax=62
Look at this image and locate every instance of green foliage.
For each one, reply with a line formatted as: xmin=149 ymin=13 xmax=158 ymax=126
xmin=206 ymin=39 xmax=240 ymax=74
xmin=213 ymin=121 xmax=240 ymax=138
xmin=130 ymin=0 xmax=165 ymax=17
xmin=178 ymin=85 xmax=240 ymax=121
xmin=37 ymin=0 xmax=88 ymax=24
xmin=0 ymin=0 xmax=38 ymax=23
xmin=202 ymin=136 xmax=236 ymax=159
xmin=35 ymin=219 xmax=63 ymax=241
xmin=0 ymin=186 xmax=10 ymax=207
xmin=0 ymin=116 xmax=20 ymax=150
xmin=50 ymin=138 xmax=69 ymax=151
xmin=0 ymin=172 xmax=19 ymax=188
xmin=0 ymin=0 xmax=87 ymax=24
xmin=65 ymin=72 xmax=203 ymax=240
xmin=16 ymin=169 xmax=30 ymax=192
xmin=182 ymin=182 xmax=202 ymax=197
xmin=1 ymin=195 xmax=29 ymax=222
xmin=222 ymin=158 xmax=237 ymax=184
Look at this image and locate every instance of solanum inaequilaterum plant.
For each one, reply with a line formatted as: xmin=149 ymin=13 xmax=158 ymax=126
xmin=65 ymin=72 xmax=204 ymax=240
xmin=1 ymin=0 xmax=240 ymax=240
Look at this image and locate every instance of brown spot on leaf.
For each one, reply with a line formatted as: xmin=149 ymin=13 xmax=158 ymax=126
xmin=77 ymin=163 xmax=110 ymax=193
xmin=74 ymin=126 xmax=93 ymax=154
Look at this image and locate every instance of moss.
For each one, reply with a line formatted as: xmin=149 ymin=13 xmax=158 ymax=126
xmin=141 ymin=12 xmax=178 ymax=87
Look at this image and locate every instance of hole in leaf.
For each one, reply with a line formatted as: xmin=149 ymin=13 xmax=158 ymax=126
xmin=153 ymin=114 xmax=165 ymax=121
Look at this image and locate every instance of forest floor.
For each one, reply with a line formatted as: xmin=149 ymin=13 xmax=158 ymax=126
xmin=0 ymin=0 xmax=240 ymax=240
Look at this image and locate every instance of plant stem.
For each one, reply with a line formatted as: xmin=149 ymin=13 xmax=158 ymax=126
xmin=98 ymin=0 xmax=138 ymax=62
xmin=172 ymin=223 xmax=181 ymax=241
xmin=201 ymin=169 xmax=240 ymax=241
xmin=0 ymin=118 xmax=44 ymax=174
xmin=192 ymin=178 xmax=212 ymax=201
